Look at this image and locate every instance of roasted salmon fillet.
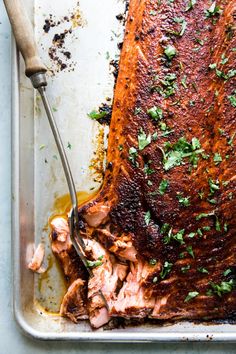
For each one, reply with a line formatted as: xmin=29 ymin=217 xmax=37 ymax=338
xmin=51 ymin=0 xmax=236 ymax=328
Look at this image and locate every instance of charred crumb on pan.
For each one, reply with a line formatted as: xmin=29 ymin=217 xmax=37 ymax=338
xmin=95 ymin=103 xmax=113 ymax=125
xmin=110 ymin=59 xmax=120 ymax=82
xmin=42 ymin=3 xmax=85 ymax=74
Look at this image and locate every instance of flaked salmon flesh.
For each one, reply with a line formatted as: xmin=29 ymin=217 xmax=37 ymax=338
xmin=51 ymin=0 xmax=236 ymax=328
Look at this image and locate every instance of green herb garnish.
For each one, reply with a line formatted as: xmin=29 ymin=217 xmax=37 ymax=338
xmin=163 ymin=137 xmax=203 ymax=170
xmin=184 ymin=291 xmax=199 ymax=302
xmin=173 ymin=17 xmax=187 ymax=36
xmin=228 ymin=92 xmax=236 ymax=107
xmin=87 ymin=257 xmax=103 ymax=268
xmin=223 ymin=268 xmax=232 ymax=277
xmin=164 ymin=45 xmax=177 ymax=60
xmin=205 ymin=1 xmax=222 ymax=18
xmin=185 ymin=0 xmax=196 ymax=11
xmin=87 ymin=110 xmax=108 ymax=120
xmin=186 ymin=245 xmax=195 ymax=258
xmin=138 ymin=129 xmax=151 ymax=150
xmin=147 ymin=106 xmax=163 ymax=120
xmin=213 ymin=153 xmax=222 ymax=165
xmin=144 ymin=211 xmax=151 ymax=226
xmin=181 ymin=265 xmax=191 ymax=273
xmin=209 ymin=280 xmax=235 ymax=297
xmin=177 ymin=193 xmax=191 ymax=206
xmin=208 ymin=178 xmax=220 ymax=195
xmin=160 ymin=261 xmax=173 ymax=279
xmin=129 ymin=147 xmax=138 ymax=165
xmin=159 ymin=179 xmax=169 ymax=195
xmin=198 ymin=267 xmax=209 ymax=274
xmin=149 ymin=258 xmax=157 ymax=265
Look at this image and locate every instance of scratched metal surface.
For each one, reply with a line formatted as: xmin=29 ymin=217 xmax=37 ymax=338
xmin=12 ymin=0 xmax=236 ymax=341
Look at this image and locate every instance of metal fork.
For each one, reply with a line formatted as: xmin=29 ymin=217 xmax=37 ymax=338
xmin=4 ymin=0 xmax=107 ymax=306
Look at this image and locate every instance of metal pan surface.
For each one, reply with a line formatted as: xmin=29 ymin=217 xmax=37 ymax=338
xmin=12 ymin=0 xmax=236 ymax=342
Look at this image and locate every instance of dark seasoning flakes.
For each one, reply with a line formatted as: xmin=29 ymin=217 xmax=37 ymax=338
xmin=41 ymin=2 xmax=86 ymax=74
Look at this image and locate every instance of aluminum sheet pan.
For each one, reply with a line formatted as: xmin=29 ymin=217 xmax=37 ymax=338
xmin=12 ymin=0 xmax=236 ymax=342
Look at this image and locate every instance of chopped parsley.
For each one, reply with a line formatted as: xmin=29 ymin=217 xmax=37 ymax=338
xmin=209 ymin=63 xmax=217 ymax=70
xmin=184 ymin=291 xmax=199 ymax=302
xmin=215 ymin=216 xmax=221 ymax=231
xmin=129 ymin=147 xmax=138 ymax=165
xmin=185 ymin=0 xmax=196 ymax=11
xmin=195 ymin=212 xmax=214 ymax=221
xmin=181 ymin=75 xmax=188 ymax=89
xmin=164 ymin=229 xmax=185 ymax=245
xmin=186 ymin=245 xmax=194 ymax=258
xmin=209 ymin=280 xmax=235 ymax=297
xmin=177 ymin=193 xmax=191 ymax=206
xmin=181 ymin=265 xmax=191 ymax=273
xmin=205 ymin=1 xmax=222 ymax=18
xmin=144 ymin=211 xmax=151 ymax=225
xmin=221 ymin=53 xmax=228 ymax=65
xmin=188 ymin=232 xmax=196 ymax=238
xmin=87 ymin=257 xmax=103 ymax=268
xmin=198 ymin=267 xmax=209 ymax=274
xmin=223 ymin=268 xmax=232 ymax=277
xmin=173 ymin=17 xmax=187 ymax=36
xmin=67 ymin=142 xmax=72 ymax=149
xmin=149 ymin=258 xmax=157 ymax=265
xmin=160 ymin=261 xmax=173 ymax=279
xmin=164 ymin=45 xmax=177 ymax=60
xmin=159 ymin=73 xmax=178 ymax=98
xmin=159 ymin=179 xmax=169 ymax=195
xmin=207 ymin=198 xmax=217 ymax=204
xmin=228 ymin=92 xmax=236 ymax=107
xmin=160 ymin=223 xmax=170 ymax=234
xmin=208 ymin=178 xmax=220 ymax=195
xmin=134 ymin=107 xmax=142 ymax=115
xmin=138 ymin=129 xmax=151 ymax=150
xmin=147 ymin=106 xmax=163 ymax=120
xmin=163 ymin=137 xmax=203 ymax=171
xmin=213 ymin=152 xmax=222 ymax=165
xmin=87 ymin=110 xmax=108 ymax=120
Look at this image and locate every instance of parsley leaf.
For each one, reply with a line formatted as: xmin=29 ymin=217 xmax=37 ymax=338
xmin=87 ymin=258 xmax=103 ymax=268
xmin=195 ymin=212 xmax=214 ymax=221
xmin=173 ymin=17 xmax=187 ymax=36
xmin=129 ymin=147 xmax=138 ymax=165
xmin=208 ymin=178 xmax=220 ymax=195
xmin=177 ymin=193 xmax=191 ymax=206
xmin=198 ymin=267 xmax=209 ymax=274
xmin=186 ymin=245 xmax=195 ymax=258
xmin=184 ymin=291 xmax=199 ymax=302
xmin=147 ymin=106 xmax=163 ymax=120
xmin=88 ymin=110 xmax=108 ymax=120
xmin=213 ymin=152 xmax=222 ymax=165
xmin=160 ymin=261 xmax=173 ymax=279
xmin=205 ymin=1 xmax=222 ymax=18
xmin=181 ymin=265 xmax=191 ymax=273
xmin=159 ymin=179 xmax=169 ymax=195
xmin=138 ymin=129 xmax=151 ymax=150
xmin=164 ymin=45 xmax=177 ymax=60
xmin=209 ymin=280 xmax=235 ymax=297
xmin=144 ymin=211 xmax=151 ymax=225
xmin=163 ymin=137 xmax=203 ymax=170
xmin=223 ymin=268 xmax=232 ymax=277
xmin=228 ymin=92 xmax=236 ymax=107
xmin=185 ymin=0 xmax=196 ymax=11
xmin=164 ymin=229 xmax=185 ymax=245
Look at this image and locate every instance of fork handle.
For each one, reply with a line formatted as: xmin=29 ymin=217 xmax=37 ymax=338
xmin=3 ymin=0 xmax=47 ymax=77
